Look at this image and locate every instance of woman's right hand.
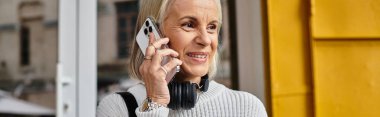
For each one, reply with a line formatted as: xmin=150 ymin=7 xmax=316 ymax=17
xmin=139 ymin=33 xmax=182 ymax=106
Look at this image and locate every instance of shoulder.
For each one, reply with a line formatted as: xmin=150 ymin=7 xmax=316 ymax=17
xmin=127 ymin=83 xmax=147 ymax=104
xmin=223 ymin=89 xmax=268 ymax=116
xmin=96 ymin=93 xmax=128 ymax=117
xmin=96 ymin=83 xmax=146 ymax=117
xmin=222 ymin=88 xmax=259 ymax=104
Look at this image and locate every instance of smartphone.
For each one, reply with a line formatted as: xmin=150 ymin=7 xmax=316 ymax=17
xmin=136 ymin=17 xmax=163 ymax=55
xmin=136 ymin=17 xmax=180 ymax=78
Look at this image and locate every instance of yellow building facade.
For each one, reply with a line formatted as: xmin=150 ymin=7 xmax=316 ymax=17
xmin=266 ymin=0 xmax=380 ymax=117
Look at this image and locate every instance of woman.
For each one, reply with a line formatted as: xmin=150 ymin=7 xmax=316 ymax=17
xmin=97 ymin=0 xmax=267 ymax=116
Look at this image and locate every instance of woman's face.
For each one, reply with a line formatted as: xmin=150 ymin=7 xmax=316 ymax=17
xmin=163 ymin=0 xmax=219 ymax=79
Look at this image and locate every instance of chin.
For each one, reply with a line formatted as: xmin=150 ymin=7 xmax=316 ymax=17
xmin=185 ymin=65 xmax=209 ymax=77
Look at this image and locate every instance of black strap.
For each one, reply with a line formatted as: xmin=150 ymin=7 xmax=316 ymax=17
xmin=117 ymin=92 xmax=138 ymax=117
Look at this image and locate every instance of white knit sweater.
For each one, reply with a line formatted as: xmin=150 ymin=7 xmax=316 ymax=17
xmin=97 ymin=81 xmax=267 ymax=117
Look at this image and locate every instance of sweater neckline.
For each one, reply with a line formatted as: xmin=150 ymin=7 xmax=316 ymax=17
xmin=131 ymin=80 xmax=226 ymax=104
xmin=196 ymin=80 xmax=226 ymax=103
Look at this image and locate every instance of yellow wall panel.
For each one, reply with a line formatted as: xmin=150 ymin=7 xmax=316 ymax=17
xmin=268 ymin=0 xmax=312 ymax=96
xmin=311 ymin=0 xmax=380 ymax=38
xmin=272 ymin=94 xmax=314 ymax=117
xmin=267 ymin=0 xmax=313 ymax=116
xmin=267 ymin=0 xmax=380 ymax=116
xmin=313 ymin=40 xmax=380 ymax=117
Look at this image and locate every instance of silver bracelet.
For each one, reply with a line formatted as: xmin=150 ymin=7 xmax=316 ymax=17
xmin=141 ymin=97 xmax=166 ymax=112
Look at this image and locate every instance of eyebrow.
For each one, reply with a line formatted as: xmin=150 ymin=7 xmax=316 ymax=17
xmin=179 ymin=16 xmax=220 ymax=24
xmin=209 ymin=20 xmax=220 ymax=25
xmin=178 ymin=16 xmax=197 ymax=22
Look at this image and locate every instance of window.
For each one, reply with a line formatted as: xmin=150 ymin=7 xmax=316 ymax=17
xmin=97 ymin=0 xmax=140 ymax=102
xmin=0 ymin=0 xmax=58 ymax=116
xmin=115 ymin=1 xmax=138 ymax=59
xmin=20 ymin=26 xmax=30 ymax=66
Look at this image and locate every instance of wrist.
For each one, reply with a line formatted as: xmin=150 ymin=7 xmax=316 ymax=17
xmin=147 ymin=94 xmax=170 ymax=106
xmin=140 ymin=97 xmax=167 ymax=112
xmin=151 ymin=97 xmax=169 ymax=106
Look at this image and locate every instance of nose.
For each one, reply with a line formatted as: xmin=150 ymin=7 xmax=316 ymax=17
xmin=194 ymin=29 xmax=212 ymax=47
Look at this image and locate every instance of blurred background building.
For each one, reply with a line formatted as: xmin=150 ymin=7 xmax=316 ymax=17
xmin=0 ymin=0 xmax=57 ymax=116
xmin=1 ymin=0 xmax=380 ymax=117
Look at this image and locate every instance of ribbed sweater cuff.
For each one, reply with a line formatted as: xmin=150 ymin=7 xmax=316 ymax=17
xmin=135 ymin=106 xmax=169 ymax=117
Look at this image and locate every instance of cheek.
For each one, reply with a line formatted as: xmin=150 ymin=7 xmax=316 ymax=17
xmin=168 ymin=38 xmax=186 ymax=57
xmin=168 ymin=32 xmax=195 ymax=50
xmin=211 ymin=36 xmax=218 ymax=50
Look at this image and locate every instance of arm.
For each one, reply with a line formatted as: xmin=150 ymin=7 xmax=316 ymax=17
xmin=96 ymin=94 xmax=129 ymax=117
xmin=96 ymin=93 xmax=170 ymax=117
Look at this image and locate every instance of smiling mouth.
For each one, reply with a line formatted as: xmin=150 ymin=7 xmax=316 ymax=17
xmin=186 ymin=52 xmax=208 ymax=59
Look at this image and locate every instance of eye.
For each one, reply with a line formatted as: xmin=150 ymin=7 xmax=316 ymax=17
xmin=181 ymin=22 xmax=195 ymax=29
xmin=207 ymin=24 xmax=217 ymax=33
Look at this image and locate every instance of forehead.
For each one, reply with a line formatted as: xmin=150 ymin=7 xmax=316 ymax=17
xmin=167 ymin=0 xmax=219 ymax=20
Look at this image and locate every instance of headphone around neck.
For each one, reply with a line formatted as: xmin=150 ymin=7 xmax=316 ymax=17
xmin=167 ymin=75 xmax=210 ymax=110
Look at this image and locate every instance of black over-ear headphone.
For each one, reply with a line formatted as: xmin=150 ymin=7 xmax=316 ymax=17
xmin=167 ymin=75 xmax=210 ymax=110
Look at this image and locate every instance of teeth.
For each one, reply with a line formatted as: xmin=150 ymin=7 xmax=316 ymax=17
xmin=188 ymin=54 xmax=207 ymax=58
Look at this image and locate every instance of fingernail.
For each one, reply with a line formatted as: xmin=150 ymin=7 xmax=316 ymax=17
xmin=177 ymin=59 xmax=183 ymax=65
xmin=164 ymin=38 xmax=169 ymax=42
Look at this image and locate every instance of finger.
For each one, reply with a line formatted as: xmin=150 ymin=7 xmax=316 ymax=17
xmin=162 ymin=58 xmax=182 ymax=82
xmin=149 ymin=33 xmax=155 ymax=45
xmin=162 ymin=58 xmax=182 ymax=72
xmin=152 ymin=49 xmax=179 ymax=65
xmin=151 ymin=38 xmax=169 ymax=49
xmin=145 ymin=45 xmax=156 ymax=59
